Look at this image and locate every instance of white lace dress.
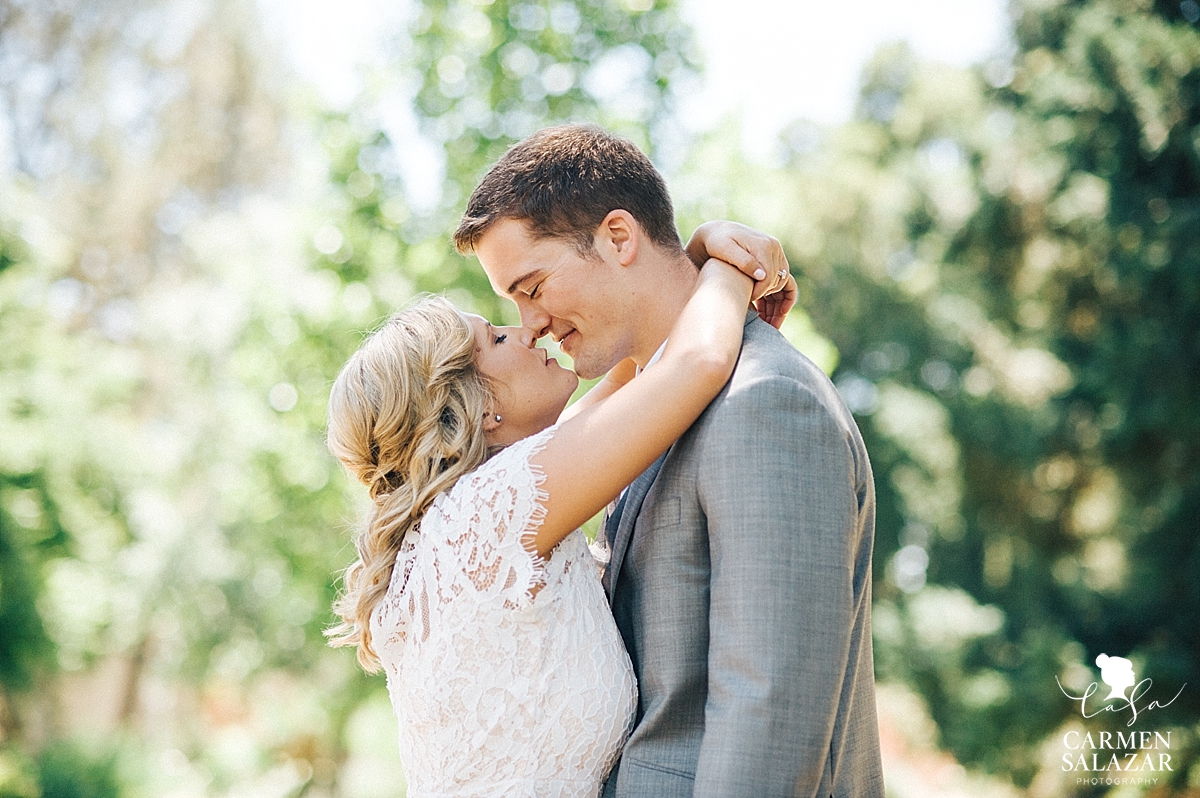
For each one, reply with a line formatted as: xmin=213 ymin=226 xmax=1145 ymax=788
xmin=370 ymin=426 xmax=637 ymax=798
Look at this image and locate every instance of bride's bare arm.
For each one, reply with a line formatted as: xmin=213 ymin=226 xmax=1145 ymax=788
xmin=527 ymin=259 xmax=754 ymax=557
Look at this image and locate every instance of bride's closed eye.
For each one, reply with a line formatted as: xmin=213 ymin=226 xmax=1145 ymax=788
xmin=494 ymin=333 xmax=507 ymax=344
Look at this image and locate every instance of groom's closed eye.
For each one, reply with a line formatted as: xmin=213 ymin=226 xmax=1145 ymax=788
xmin=505 ymin=269 xmax=542 ymax=297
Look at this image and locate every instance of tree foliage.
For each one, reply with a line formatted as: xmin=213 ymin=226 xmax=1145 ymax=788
xmin=0 ymin=0 xmax=698 ymax=795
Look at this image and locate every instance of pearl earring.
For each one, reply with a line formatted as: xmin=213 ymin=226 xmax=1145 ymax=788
xmin=494 ymin=414 xmax=502 ymax=423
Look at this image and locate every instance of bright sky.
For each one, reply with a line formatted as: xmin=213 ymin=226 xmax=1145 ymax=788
xmin=258 ymin=0 xmax=1010 ymax=167
xmin=680 ymin=0 xmax=1010 ymax=153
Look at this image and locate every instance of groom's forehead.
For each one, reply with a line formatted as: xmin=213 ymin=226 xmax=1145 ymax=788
xmin=479 ymin=223 xmax=586 ymax=295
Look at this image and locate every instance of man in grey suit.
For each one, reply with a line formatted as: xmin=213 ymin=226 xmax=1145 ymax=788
xmin=455 ymin=124 xmax=884 ymax=797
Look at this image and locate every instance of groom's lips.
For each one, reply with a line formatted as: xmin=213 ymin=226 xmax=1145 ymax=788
xmin=557 ymin=329 xmax=577 ymax=354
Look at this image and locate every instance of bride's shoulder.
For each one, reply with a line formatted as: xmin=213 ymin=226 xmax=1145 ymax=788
xmin=424 ymin=426 xmax=560 ymax=528
xmin=453 ymin=425 xmax=559 ymax=495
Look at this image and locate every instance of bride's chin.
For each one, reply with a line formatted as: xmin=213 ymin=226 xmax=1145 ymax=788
xmin=553 ymin=389 xmax=575 ymax=418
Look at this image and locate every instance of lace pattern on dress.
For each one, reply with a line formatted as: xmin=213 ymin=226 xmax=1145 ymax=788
xmin=367 ymin=426 xmax=637 ymax=798
xmin=373 ymin=429 xmax=552 ymax=654
xmin=451 ymin=431 xmax=550 ymax=606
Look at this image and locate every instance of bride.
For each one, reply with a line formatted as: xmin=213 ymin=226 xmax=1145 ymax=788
xmin=324 ymin=254 xmax=791 ymax=797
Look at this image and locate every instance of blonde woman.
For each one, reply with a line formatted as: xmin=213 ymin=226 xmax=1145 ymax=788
xmin=325 ymin=255 xmax=790 ymax=797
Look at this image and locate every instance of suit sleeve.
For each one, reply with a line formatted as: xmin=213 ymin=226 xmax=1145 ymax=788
xmin=692 ymin=374 xmax=864 ymax=797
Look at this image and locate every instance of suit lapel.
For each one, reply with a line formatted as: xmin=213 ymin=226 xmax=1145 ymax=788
xmin=602 ymin=313 xmax=756 ymax=602
xmin=602 ymin=451 xmax=668 ymax=602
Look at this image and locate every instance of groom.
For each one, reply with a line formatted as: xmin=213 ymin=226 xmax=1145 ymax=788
xmin=455 ymin=125 xmax=884 ymax=797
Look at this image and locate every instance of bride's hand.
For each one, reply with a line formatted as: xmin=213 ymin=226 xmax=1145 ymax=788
xmin=709 ymin=256 xmax=796 ymax=331
xmin=753 ymin=271 xmax=797 ymax=330
xmin=685 ymin=221 xmax=795 ymax=329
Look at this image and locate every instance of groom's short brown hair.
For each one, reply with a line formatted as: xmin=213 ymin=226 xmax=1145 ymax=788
xmin=453 ymin=125 xmax=682 ymax=256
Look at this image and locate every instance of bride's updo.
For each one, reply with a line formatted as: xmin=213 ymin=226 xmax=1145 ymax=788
xmin=326 ymin=296 xmax=495 ymax=669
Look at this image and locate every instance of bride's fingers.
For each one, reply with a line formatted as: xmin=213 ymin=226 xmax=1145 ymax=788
xmin=754 ymin=274 xmax=797 ymax=329
xmin=750 ymin=266 xmax=792 ymax=303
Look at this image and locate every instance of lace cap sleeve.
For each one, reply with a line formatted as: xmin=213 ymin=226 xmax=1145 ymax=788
xmin=435 ymin=425 xmax=557 ymax=607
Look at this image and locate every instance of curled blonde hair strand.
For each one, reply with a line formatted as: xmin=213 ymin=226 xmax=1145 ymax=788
xmin=325 ymin=296 xmax=495 ymax=671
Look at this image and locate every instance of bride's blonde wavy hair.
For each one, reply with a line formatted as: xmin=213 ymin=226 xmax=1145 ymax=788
xmin=325 ymin=296 xmax=495 ymax=671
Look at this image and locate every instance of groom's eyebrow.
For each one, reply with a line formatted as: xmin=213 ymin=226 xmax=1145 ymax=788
xmin=506 ymin=269 xmax=542 ymax=296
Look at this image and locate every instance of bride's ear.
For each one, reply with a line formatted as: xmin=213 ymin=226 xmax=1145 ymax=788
xmin=482 ymin=411 xmax=502 ymax=434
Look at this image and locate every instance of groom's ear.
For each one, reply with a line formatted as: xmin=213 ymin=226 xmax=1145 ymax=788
xmin=595 ymin=210 xmax=639 ymax=267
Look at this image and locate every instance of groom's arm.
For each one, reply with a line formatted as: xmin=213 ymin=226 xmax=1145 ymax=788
xmin=694 ymin=373 xmax=863 ymax=797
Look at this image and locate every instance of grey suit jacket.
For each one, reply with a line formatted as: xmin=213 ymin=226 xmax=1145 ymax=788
xmin=600 ymin=312 xmax=884 ymax=798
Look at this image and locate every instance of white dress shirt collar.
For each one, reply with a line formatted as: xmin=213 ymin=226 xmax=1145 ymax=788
xmin=637 ymin=339 xmax=668 ymax=375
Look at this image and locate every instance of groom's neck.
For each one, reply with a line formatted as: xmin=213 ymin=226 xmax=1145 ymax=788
xmin=628 ymin=251 xmax=699 ymax=369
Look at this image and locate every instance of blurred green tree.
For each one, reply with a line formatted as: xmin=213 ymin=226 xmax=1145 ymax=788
xmin=410 ymin=0 xmax=697 ymax=201
xmin=0 ymin=0 xmax=703 ymax=795
xmin=0 ymin=0 xmax=359 ymax=792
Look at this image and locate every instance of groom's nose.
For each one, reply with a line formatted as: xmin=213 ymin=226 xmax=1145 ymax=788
xmin=517 ymin=303 xmax=551 ymax=339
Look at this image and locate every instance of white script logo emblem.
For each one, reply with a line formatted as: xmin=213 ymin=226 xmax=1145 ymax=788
xmin=1057 ymin=653 xmax=1185 ymax=727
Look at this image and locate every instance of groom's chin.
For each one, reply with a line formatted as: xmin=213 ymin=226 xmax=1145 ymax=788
xmin=572 ymin=365 xmax=605 ymax=380
xmin=570 ymin=356 xmax=609 ymax=381
xmin=567 ymin=344 xmax=624 ymax=380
